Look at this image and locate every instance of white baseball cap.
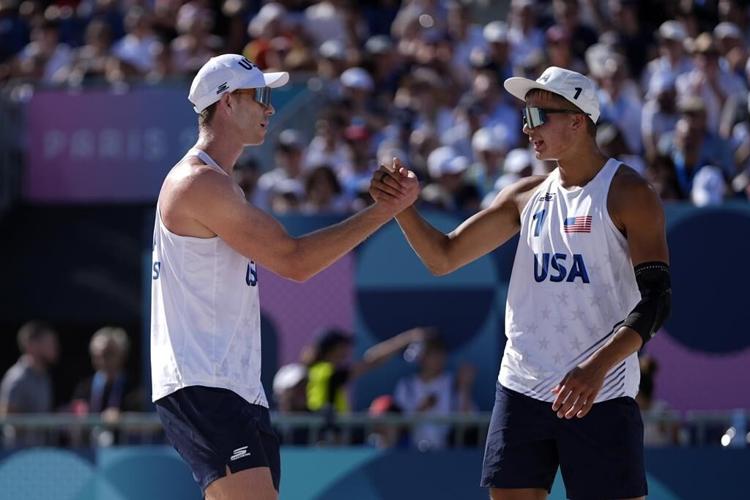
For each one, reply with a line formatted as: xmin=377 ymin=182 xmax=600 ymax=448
xmin=658 ymin=20 xmax=687 ymax=42
xmin=427 ymin=146 xmax=467 ymax=178
xmin=188 ymin=54 xmax=289 ymax=113
xmin=714 ymin=22 xmax=742 ymax=40
xmin=340 ymin=67 xmax=374 ymax=91
xmin=504 ymin=66 xmax=601 ymax=123
xmin=483 ymin=21 xmax=509 ymax=43
xmin=472 ymin=126 xmax=510 ymax=153
xmin=272 ymin=363 xmax=307 ymax=395
xmin=504 ymin=148 xmax=533 ymax=174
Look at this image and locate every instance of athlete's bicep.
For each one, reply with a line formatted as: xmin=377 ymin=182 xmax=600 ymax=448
xmin=616 ymin=177 xmax=669 ymax=266
xmin=443 ymin=185 xmax=524 ymax=268
xmin=189 ymin=173 xmax=298 ymax=271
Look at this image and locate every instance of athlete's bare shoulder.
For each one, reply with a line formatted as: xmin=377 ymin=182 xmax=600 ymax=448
xmin=501 ymin=174 xmax=549 ymax=210
xmin=608 ymin=163 xmax=663 ymax=233
xmin=159 ymin=155 xmax=244 ymax=237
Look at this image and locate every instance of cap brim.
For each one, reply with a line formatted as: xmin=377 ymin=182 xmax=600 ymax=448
xmin=504 ymin=76 xmax=552 ymax=102
xmin=263 ymin=71 xmax=289 ymax=88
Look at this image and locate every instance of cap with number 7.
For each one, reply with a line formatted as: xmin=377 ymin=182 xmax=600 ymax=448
xmin=189 ymin=54 xmax=289 ymax=114
xmin=504 ymin=66 xmax=600 ymax=124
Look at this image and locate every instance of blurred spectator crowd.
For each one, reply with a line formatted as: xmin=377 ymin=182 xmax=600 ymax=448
xmin=0 ymin=320 xmax=740 ymax=450
xmin=3 ymin=0 xmax=750 ymax=209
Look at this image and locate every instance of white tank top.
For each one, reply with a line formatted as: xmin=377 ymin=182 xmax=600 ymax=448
xmin=150 ymin=149 xmax=267 ymax=407
xmin=499 ymin=159 xmax=641 ymax=403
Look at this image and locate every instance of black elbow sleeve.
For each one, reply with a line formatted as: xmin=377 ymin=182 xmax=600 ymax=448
xmin=621 ymin=262 xmax=672 ymax=345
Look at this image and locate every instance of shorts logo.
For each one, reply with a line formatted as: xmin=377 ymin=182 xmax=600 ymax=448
xmin=230 ymin=446 xmax=250 ymax=461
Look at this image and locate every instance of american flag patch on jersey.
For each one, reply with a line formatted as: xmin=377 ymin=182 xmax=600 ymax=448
xmin=563 ymin=216 xmax=592 ymax=233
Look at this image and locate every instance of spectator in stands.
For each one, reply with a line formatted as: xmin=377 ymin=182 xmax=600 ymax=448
xmin=642 ymin=72 xmax=680 ymax=162
xmin=713 ymin=22 xmax=747 ymax=79
xmin=57 ymin=19 xmax=116 ymax=87
xmin=544 ymin=25 xmax=587 ymax=76
xmin=480 ymin=147 xmax=535 ymax=208
xmin=232 ymin=155 xmax=261 ymax=203
xmin=243 ymin=2 xmax=289 ymax=71
xmin=507 ymin=0 xmax=545 ymax=71
xmin=441 ymin=94 xmax=486 ymax=160
xmin=13 ymin=18 xmax=72 ymax=83
xmin=641 ymin=20 xmax=693 ymax=95
xmin=423 ymin=146 xmax=476 ymax=211
xmin=303 ymin=111 xmax=352 ymax=173
xmin=659 ymin=96 xmax=734 ymax=200
xmin=596 ymin=122 xmax=646 ymax=175
xmin=340 ymin=123 xmax=378 ymax=196
xmin=302 ymin=0 xmax=350 ymax=48
xmin=362 ymin=34 xmax=403 ymax=101
xmin=255 ymin=129 xmax=305 ymax=210
xmin=271 ymin=363 xmax=311 ymax=444
xmin=315 ymin=39 xmax=349 ymax=99
xmin=367 ymin=395 xmax=409 ymax=448
xmin=301 ymin=164 xmax=349 ymax=214
xmin=406 ymin=67 xmax=455 ymax=140
xmin=112 ymin=6 xmax=159 ymax=77
xmin=70 ymin=326 xmax=142 ymax=418
xmin=644 ymin=154 xmax=682 ymax=202
xmin=170 ymin=2 xmax=222 ymax=74
xmin=676 ymin=32 xmax=746 ymax=134
xmin=596 ymin=54 xmax=643 ymax=156
xmin=604 ymin=0 xmax=652 ymax=79
xmin=480 ymin=21 xmax=514 ymax=83
xmin=551 ymin=0 xmax=598 ymax=61
xmin=393 ymin=333 xmax=476 ymax=450
xmin=636 ymin=355 xmax=679 ymax=446
xmin=467 ymin=126 xmax=511 ymax=198
xmin=471 ymin=67 xmax=521 ymax=147
xmin=0 ymin=321 xmax=59 ymax=416
xmin=339 ymin=67 xmax=383 ymax=133
xmin=143 ymin=41 xmax=176 ymax=84
xmin=304 ymin=327 xmax=425 ymax=415
xmin=445 ymin=1 xmax=484 ymax=85
xmin=272 ymin=363 xmax=308 ymax=413
xmin=268 ymin=179 xmax=304 ymax=214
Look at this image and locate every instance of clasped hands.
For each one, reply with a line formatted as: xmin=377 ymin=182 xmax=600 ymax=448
xmin=369 ymin=157 xmax=419 ymax=215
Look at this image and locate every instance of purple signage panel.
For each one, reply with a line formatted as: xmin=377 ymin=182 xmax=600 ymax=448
xmin=258 ymin=255 xmax=355 ymax=365
xmin=26 ymin=87 xmax=197 ymax=202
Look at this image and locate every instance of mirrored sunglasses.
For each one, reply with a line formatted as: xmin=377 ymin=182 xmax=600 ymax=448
xmin=254 ymin=86 xmax=272 ymax=106
xmin=235 ymin=87 xmax=272 ymax=107
xmin=522 ymin=107 xmax=585 ymax=129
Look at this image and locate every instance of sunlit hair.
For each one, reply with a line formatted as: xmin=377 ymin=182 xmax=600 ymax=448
xmin=198 ymin=101 xmax=218 ymax=128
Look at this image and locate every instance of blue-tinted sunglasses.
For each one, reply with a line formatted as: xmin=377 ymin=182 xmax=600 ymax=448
xmin=522 ymin=107 xmax=585 ymax=129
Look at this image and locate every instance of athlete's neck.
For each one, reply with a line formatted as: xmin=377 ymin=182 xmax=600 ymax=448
xmin=193 ymin=130 xmax=243 ymax=175
xmin=555 ymin=148 xmax=609 ymax=188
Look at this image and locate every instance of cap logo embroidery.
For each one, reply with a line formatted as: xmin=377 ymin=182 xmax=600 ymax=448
xmin=238 ymin=58 xmax=255 ymax=71
xmin=216 ymin=82 xmax=229 ymax=94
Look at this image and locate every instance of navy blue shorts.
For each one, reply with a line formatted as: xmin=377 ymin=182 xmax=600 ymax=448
xmin=155 ymin=386 xmax=280 ymax=493
xmin=481 ymin=384 xmax=646 ymax=499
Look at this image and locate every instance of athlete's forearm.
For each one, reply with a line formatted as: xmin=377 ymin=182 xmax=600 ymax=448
xmin=395 ymin=207 xmax=453 ymax=275
xmin=587 ymin=326 xmax=643 ymax=375
xmin=288 ymin=203 xmax=392 ymax=281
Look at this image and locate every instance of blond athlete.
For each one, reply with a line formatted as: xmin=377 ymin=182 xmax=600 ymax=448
xmin=151 ymin=54 xmax=417 ymax=500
